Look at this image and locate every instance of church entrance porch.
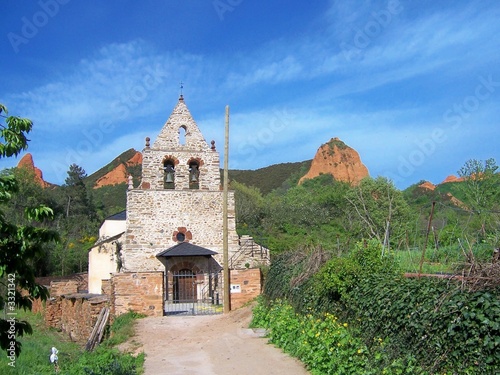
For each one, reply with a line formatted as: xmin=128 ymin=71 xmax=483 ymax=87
xmin=157 ymin=242 xmax=224 ymax=316
xmin=166 ymin=269 xmax=223 ymax=315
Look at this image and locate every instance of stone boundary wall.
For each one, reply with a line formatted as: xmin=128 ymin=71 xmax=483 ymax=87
xmin=230 ymin=268 xmax=263 ymax=310
xmin=32 ymin=276 xmax=109 ymax=343
xmin=60 ymin=294 xmax=108 ymax=343
xmin=111 ymin=272 xmax=164 ymax=317
xmin=36 ymin=272 xmax=88 ymax=292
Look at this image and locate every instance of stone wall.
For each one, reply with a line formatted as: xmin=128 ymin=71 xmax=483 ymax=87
xmin=230 ymin=268 xmax=263 ymax=310
xmin=124 ymin=189 xmax=239 ymax=271
xmin=111 ymin=272 xmax=164 ymax=317
xmin=32 ymin=277 xmax=108 ymax=343
xmin=36 ymin=272 xmax=88 ymax=292
xmin=60 ymin=294 xmax=109 ymax=343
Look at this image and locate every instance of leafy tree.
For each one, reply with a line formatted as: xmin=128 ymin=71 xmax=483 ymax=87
xmin=0 ymin=104 xmax=58 ymax=356
xmin=231 ymin=180 xmax=264 ymax=235
xmin=345 ymin=177 xmax=412 ymax=251
xmin=457 ymin=158 xmax=500 ymax=241
xmin=51 ymin=164 xmax=98 ymax=275
xmin=64 ymin=163 xmax=94 ymax=219
xmin=0 ymin=167 xmax=60 ymax=276
xmin=260 ymin=175 xmax=352 ymax=251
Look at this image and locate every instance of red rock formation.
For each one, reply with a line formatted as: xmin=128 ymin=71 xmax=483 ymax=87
xmin=418 ymin=181 xmax=436 ymax=191
xmin=441 ymin=175 xmax=464 ymax=184
xmin=299 ymin=137 xmax=369 ymax=185
xmin=17 ymin=153 xmax=50 ymax=188
xmin=94 ymin=164 xmax=129 ymax=188
xmin=126 ymin=151 xmax=142 ymax=166
xmin=94 ymin=151 xmax=142 ymax=188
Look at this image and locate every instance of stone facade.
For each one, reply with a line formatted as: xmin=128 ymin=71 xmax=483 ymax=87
xmin=88 ymin=96 xmax=269 ymax=314
xmin=123 ymin=189 xmax=239 ymax=272
xmin=122 ymin=96 xmax=239 ymax=274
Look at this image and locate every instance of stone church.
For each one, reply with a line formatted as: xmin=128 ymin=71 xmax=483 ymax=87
xmin=88 ymin=96 xmax=268 ymax=314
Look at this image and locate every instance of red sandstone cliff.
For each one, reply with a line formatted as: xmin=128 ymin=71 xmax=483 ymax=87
xmin=441 ymin=175 xmax=464 ymax=184
xmin=299 ymin=137 xmax=369 ymax=185
xmin=17 ymin=153 xmax=50 ymax=188
xmin=418 ymin=181 xmax=436 ymax=191
xmin=94 ymin=151 xmax=142 ymax=188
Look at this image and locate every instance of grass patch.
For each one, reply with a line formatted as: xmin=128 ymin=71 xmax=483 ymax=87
xmin=0 ymin=309 xmax=82 ymax=374
xmin=395 ymin=249 xmax=454 ymax=274
xmin=0 ymin=309 xmax=144 ymax=374
xmin=393 ymin=243 xmax=492 ymax=274
xmin=103 ymin=310 xmax=145 ymax=348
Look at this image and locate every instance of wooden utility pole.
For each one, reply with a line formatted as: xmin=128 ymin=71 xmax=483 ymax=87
xmin=223 ymin=105 xmax=231 ymax=313
xmin=418 ymin=201 xmax=436 ymax=276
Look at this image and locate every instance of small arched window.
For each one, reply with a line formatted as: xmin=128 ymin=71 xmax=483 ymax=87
xmin=179 ymin=126 xmax=187 ymax=145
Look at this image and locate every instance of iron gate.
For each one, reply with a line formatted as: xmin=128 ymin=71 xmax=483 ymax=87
xmin=165 ymin=270 xmax=223 ymax=315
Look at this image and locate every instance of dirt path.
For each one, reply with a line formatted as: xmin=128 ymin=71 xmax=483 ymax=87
xmin=125 ymin=306 xmax=310 ymax=375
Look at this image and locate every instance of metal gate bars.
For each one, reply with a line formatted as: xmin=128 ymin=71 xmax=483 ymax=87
xmin=164 ymin=270 xmax=223 ymax=315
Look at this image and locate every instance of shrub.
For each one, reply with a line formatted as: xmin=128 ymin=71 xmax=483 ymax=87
xmin=346 ymin=276 xmax=500 ymax=374
xmin=251 ymin=298 xmax=427 ymax=375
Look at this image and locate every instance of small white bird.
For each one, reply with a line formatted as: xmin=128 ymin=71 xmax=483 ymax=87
xmin=49 ymin=347 xmax=58 ymax=364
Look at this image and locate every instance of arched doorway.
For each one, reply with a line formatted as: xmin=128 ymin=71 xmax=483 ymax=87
xmin=173 ymin=269 xmax=196 ymax=303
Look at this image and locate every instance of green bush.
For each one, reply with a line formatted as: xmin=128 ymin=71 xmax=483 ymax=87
xmin=251 ymin=298 xmax=427 ymax=375
xmin=346 ymin=276 xmax=500 ymax=374
xmin=308 ymin=240 xmax=400 ymax=312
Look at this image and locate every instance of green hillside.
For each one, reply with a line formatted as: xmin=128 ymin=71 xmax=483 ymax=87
xmin=228 ymin=160 xmax=311 ymax=195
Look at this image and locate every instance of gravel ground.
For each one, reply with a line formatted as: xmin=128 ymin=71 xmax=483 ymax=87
xmin=123 ymin=305 xmax=310 ymax=375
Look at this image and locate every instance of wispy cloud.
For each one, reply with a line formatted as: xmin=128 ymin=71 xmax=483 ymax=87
xmin=1 ymin=1 xmax=499 ymax=188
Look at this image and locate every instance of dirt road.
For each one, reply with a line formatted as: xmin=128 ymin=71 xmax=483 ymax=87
xmin=126 ymin=306 xmax=310 ymax=375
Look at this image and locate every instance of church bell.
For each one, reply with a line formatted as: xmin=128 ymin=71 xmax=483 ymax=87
xmin=165 ymin=172 xmax=174 ymax=183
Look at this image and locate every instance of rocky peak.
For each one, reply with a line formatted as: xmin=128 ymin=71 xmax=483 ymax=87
xmin=299 ymin=137 xmax=369 ymax=185
xmin=441 ymin=175 xmax=464 ymax=184
xmin=17 ymin=153 xmax=50 ymax=188
xmin=418 ymin=181 xmax=436 ymax=191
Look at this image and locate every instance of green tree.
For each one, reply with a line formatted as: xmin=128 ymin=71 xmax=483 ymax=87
xmin=0 ymin=104 xmax=58 ymax=356
xmin=457 ymin=158 xmax=500 ymax=241
xmin=232 ymin=180 xmax=264 ymax=235
xmin=52 ymin=164 xmax=98 ymax=275
xmin=64 ymin=163 xmax=94 ymax=219
xmin=345 ymin=177 xmax=412 ymax=251
xmin=260 ymin=174 xmax=351 ymax=252
xmin=0 ymin=167 xmax=60 ymax=276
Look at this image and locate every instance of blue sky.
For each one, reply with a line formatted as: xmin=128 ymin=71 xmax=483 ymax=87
xmin=1 ymin=0 xmax=499 ymax=189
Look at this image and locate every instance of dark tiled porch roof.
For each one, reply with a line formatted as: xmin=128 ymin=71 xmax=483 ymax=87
xmin=157 ymin=242 xmax=218 ymax=257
